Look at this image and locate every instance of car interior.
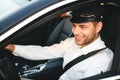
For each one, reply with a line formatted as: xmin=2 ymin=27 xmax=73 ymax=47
xmin=0 ymin=1 xmax=120 ymax=80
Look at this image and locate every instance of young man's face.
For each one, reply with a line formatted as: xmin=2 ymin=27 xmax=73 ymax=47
xmin=72 ymin=21 xmax=102 ymax=47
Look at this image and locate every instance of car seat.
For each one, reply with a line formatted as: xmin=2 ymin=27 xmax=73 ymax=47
xmin=46 ymin=14 xmax=73 ymax=46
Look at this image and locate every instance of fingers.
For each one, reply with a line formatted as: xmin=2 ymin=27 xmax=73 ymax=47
xmin=5 ymin=44 xmax=15 ymax=52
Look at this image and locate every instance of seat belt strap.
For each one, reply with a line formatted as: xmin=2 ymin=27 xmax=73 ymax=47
xmin=63 ymin=47 xmax=107 ymax=74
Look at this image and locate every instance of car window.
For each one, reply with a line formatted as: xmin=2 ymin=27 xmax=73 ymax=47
xmin=0 ymin=0 xmax=60 ymax=36
xmin=0 ymin=0 xmax=38 ymax=22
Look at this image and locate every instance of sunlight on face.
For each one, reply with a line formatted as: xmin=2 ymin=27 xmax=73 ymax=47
xmin=72 ymin=21 xmax=102 ymax=47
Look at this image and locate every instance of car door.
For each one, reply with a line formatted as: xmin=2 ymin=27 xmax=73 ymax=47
xmin=0 ymin=0 xmax=120 ymax=80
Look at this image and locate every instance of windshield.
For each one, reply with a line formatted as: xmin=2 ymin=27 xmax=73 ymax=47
xmin=0 ymin=0 xmax=38 ymax=21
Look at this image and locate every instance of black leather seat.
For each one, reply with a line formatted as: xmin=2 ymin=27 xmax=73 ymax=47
xmin=46 ymin=16 xmax=73 ymax=46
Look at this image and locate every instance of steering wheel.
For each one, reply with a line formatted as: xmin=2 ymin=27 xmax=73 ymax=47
xmin=0 ymin=57 xmax=20 ymax=80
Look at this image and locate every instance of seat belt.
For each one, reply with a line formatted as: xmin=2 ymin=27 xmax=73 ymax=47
xmin=62 ymin=47 xmax=107 ymax=74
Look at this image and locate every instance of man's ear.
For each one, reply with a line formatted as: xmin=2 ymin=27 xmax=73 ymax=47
xmin=96 ymin=21 xmax=103 ymax=33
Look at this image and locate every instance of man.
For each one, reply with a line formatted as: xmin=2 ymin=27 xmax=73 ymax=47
xmin=5 ymin=6 xmax=113 ymax=80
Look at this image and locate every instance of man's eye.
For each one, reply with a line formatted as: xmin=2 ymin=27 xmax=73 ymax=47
xmin=81 ymin=26 xmax=87 ymax=29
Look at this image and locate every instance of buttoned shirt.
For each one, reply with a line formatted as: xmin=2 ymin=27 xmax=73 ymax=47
xmin=13 ymin=36 xmax=113 ymax=80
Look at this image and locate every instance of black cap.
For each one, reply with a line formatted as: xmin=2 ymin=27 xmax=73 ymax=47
xmin=70 ymin=5 xmax=103 ymax=23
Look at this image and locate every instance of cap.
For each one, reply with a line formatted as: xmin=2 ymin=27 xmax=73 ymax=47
xmin=70 ymin=5 xmax=104 ymax=23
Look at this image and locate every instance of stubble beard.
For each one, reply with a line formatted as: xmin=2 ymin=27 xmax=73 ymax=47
xmin=75 ymin=34 xmax=98 ymax=47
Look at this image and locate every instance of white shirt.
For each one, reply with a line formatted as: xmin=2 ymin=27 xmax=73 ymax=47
xmin=13 ymin=36 xmax=113 ymax=80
